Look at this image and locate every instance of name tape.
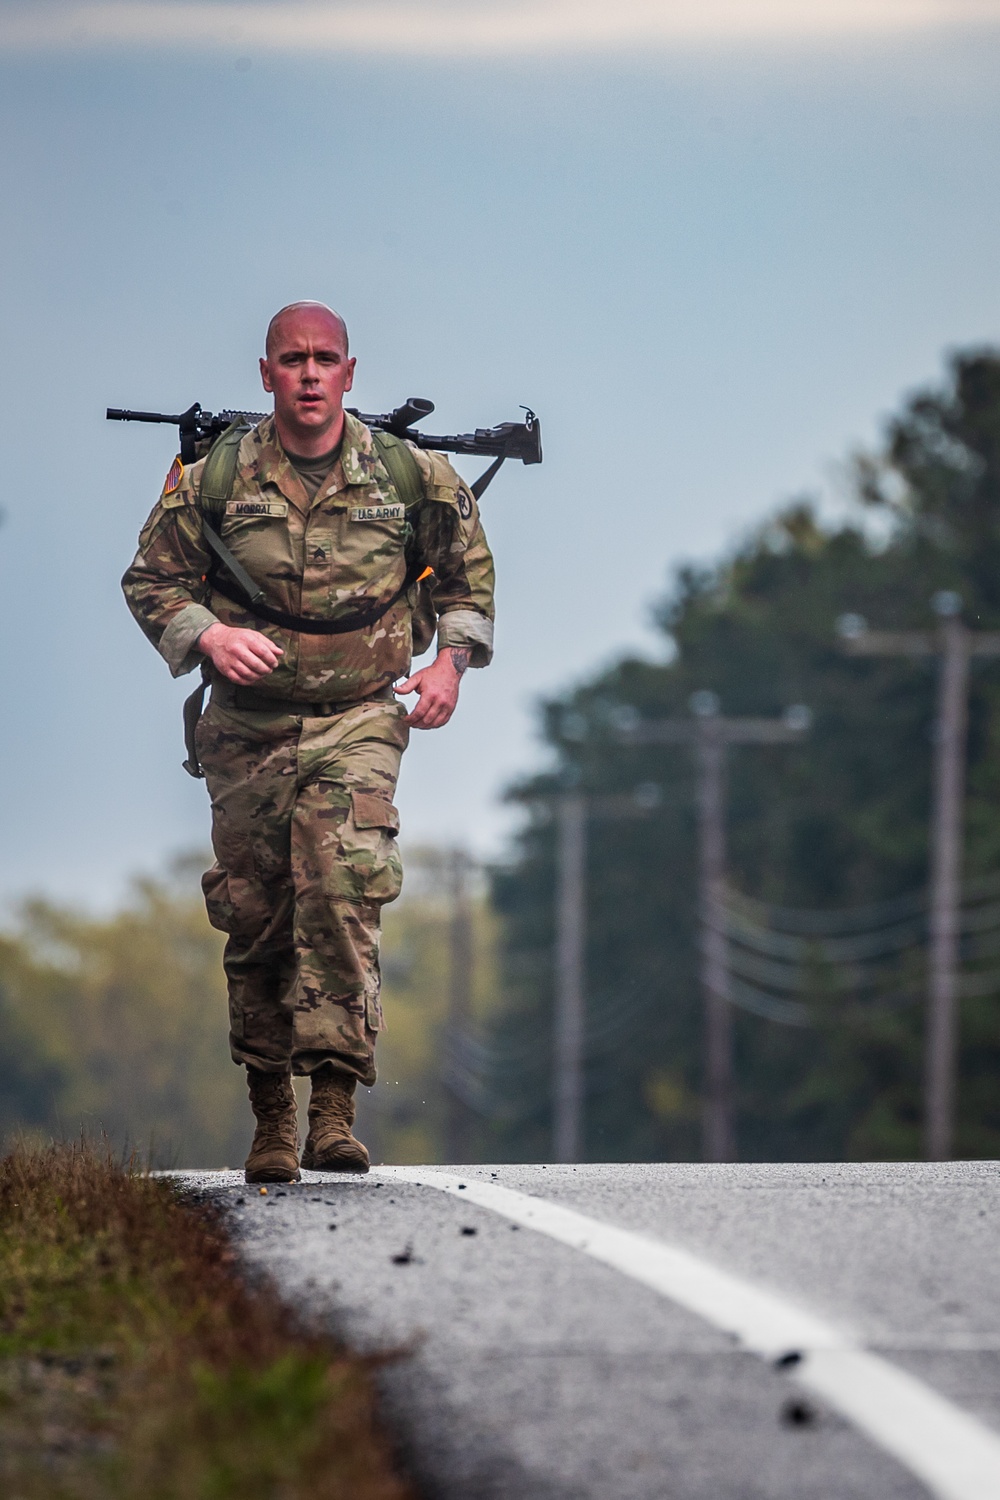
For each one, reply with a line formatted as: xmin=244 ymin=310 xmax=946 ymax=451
xmin=225 ymin=500 xmax=289 ymax=518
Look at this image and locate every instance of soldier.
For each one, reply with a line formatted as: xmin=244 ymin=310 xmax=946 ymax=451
xmin=123 ymin=302 xmax=495 ymax=1183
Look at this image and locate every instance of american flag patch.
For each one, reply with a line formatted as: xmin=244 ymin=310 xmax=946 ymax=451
xmin=163 ymin=455 xmax=184 ymax=495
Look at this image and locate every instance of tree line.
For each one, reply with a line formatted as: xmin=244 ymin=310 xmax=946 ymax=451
xmin=475 ymin=349 xmax=1000 ymax=1163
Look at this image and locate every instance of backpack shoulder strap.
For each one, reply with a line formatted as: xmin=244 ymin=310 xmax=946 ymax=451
xmin=195 ymin=418 xmax=431 ymax=641
xmin=371 ymin=429 xmax=424 ymax=512
xmin=199 ymin=417 xmax=250 ymax=520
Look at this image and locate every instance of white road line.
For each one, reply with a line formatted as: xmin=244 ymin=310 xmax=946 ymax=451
xmin=374 ymin=1166 xmax=1000 ymax=1500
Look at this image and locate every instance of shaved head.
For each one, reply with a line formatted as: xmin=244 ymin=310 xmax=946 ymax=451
xmin=265 ymin=301 xmax=349 ymax=359
xmin=260 ymin=300 xmax=356 ymax=457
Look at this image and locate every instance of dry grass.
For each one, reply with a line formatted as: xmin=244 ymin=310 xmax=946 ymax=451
xmin=0 ymin=1139 xmax=417 ymax=1499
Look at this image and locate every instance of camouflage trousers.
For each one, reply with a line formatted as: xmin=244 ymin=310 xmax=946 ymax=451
xmin=195 ymin=693 xmax=409 ymax=1085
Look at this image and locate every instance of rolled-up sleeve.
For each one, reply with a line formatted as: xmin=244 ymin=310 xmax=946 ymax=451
xmin=157 ymin=601 xmax=220 ymax=677
xmin=436 ymin=607 xmax=495 ymax=667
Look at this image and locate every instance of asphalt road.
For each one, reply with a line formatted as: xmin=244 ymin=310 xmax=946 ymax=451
xmin=184 ymin=1162 xmax=1000 ymax=1500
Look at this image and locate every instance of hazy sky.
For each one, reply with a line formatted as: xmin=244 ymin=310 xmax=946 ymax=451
xmin=1 ymin=1 xmax=999 ymax=906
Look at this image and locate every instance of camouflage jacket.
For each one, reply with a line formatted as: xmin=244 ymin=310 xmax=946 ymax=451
xmin=122 ymin=412 xmax=495 ymax=702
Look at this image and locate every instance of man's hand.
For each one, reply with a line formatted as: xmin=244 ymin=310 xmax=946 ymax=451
xmin=198 ymin=622 xmax=283 ymax=684
xmin=395 ymin=647 xmax=470 ymax=729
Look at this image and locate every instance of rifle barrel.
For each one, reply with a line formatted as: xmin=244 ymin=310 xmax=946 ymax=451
xmin=107 ymin=408 xmax=185 ymax=424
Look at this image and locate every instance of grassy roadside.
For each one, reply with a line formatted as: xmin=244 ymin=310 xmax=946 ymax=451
xmin=0 ymin=1141 xmax=416 ymax=1499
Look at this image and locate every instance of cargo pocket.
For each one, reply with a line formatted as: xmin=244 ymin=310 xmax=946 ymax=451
xmin=351 ymin=791 xmax=400 ymax=836
xmin=348 ymin=790 xmax=403 ymax=906
xmin=201 ymin=861 xmax=272 ymax=938
xmin=208 ymin=799 xmax=258 ymax=880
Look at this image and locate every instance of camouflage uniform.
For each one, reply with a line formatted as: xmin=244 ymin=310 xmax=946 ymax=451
xmin=122 ymin=413 xmax=494 ymax=1083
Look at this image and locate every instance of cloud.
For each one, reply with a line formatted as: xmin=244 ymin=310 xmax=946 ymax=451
xmin=1 ymin=0 xmax=999 ymax=58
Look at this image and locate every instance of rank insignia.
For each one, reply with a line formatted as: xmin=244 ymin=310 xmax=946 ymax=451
xmin=163 ymin=456 xmax=184 ymax=495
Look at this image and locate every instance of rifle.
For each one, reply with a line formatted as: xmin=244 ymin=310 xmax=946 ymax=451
xmin=106 ymin=397 xmax=542 ymax=499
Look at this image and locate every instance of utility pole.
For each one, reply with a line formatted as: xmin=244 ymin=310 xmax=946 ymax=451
xmin=696 ymin=709 xmax=732 ymax=1166
xmin=553 ymin=793 xmax=586 ymax=1164
xmin=551 ymin=783 xmax=662 ymax=1164
xmin=838 ymin=592 xmax=1000 ymax=1160
xmin=445 ymin=847 xmax=475 ymax=1163
xmin=624 ymin=694 xmax=809 ymax=1163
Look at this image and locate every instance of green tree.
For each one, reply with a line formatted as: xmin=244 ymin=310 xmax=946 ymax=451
xmin=0 ymin=856 xmax=246 ymax=1166
xmin=483 ymin=349 xmax=1000 ymax=1164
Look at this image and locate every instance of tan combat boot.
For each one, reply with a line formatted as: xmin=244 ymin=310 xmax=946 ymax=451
xmin=301 ymin=1067 xmax=370 ymax=1174
xmin=244 ymin=1068 xmax=300 ymax=1184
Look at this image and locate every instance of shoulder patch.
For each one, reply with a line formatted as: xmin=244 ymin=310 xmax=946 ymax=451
xmin=162 ymin=455 xmax=184 ymax=496
xmin=457 ymin=488 xmax=474 ymax=520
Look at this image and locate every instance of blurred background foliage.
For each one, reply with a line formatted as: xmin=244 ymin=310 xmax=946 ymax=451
xmin=4 ymin=348 xmax=1000 ymax=1165
xmin=479 ymin=347 xmax=1000 ymax=1165
xmin=0 ymin=856 xmax=242 ymax=1166
xmin=0 ymin=850 xmax=500 ymax=1168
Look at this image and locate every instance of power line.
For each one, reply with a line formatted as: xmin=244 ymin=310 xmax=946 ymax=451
xmin=725 ymin=885 xmax=928 ymax=935
xmin=621 ymin=692 xmax=809 ymax=1164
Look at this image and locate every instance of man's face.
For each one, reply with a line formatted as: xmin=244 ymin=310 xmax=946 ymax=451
xmin=259 ymin=309 xmax=355 ymax=442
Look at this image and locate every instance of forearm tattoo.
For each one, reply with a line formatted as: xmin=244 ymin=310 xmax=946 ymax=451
xmin=449 ymin=647 xmax=472 ymax=677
